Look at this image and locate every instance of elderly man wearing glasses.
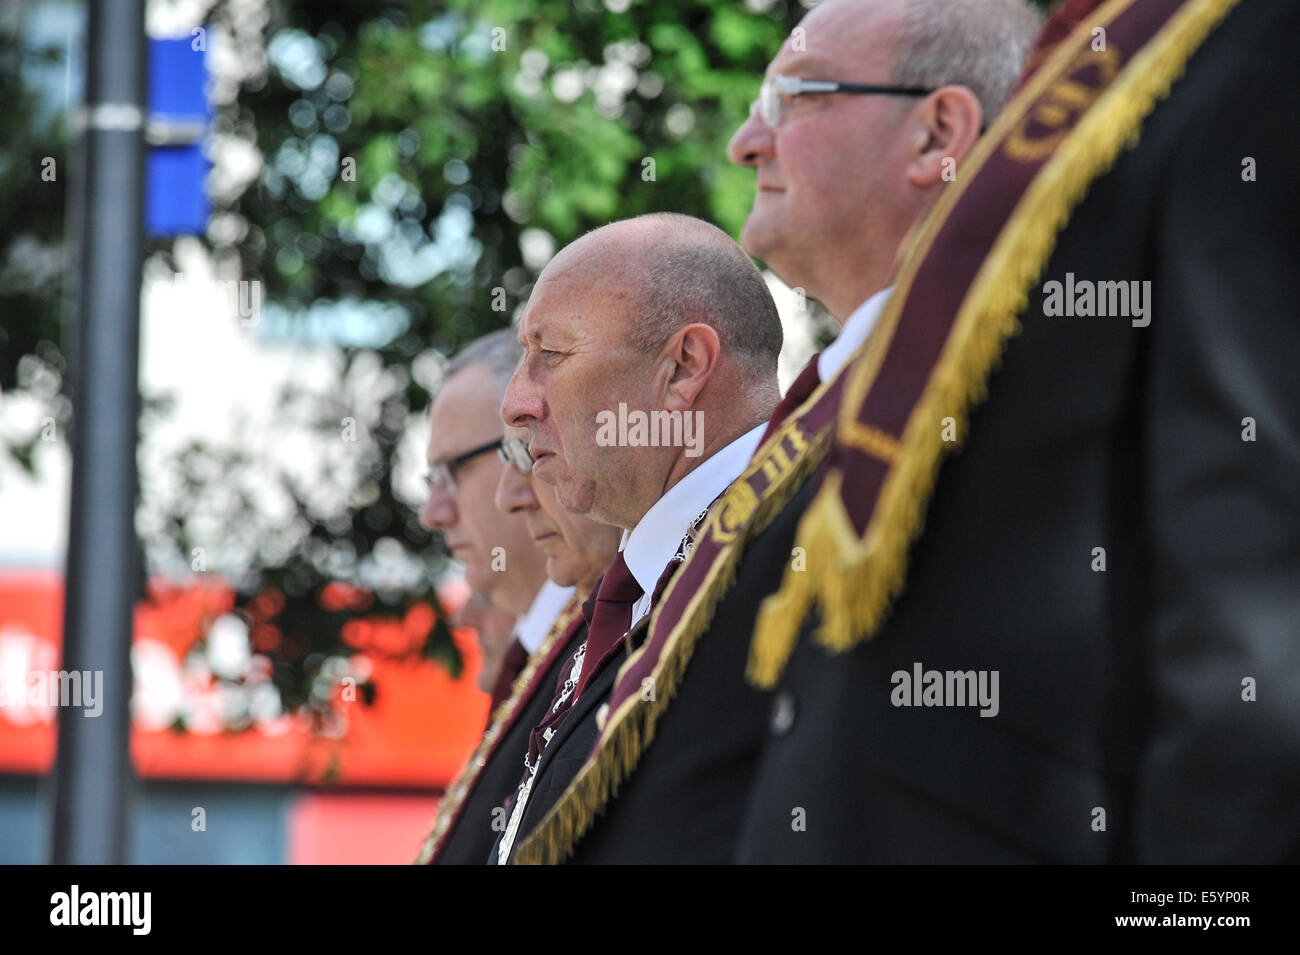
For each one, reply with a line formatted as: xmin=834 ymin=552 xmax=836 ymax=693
xmin=414 ymin=329 xmax=576 ymax=865
xmin=496 ymin=429 xmax=623 ymax=608
xmin=728 ymin=0 xmax=1041 ymax=405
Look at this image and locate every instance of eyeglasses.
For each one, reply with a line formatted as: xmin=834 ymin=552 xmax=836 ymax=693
xmin=497 ymin=437 xmax=534 ymax=476
xmin=423 ymin=437 xmax=503 ymax=497
xmin=750 ymin=74 xmax=935 ymax=129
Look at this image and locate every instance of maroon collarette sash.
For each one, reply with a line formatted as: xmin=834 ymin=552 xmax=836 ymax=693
xmin=512 ymin=0 xmax=1242 ymax=865
xmin=758 ymin=353 xmax=822 ymax=447
xmin=413 ymin=597 xmax=583 ymax=864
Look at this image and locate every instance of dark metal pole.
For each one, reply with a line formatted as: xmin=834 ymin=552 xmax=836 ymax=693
xmin=51 ymin=0 xmax=146 ymax=864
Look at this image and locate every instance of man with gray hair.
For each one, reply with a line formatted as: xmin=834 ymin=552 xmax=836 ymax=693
xmin=507 ymin=0 xmax=1043 ymax=864
xmin=729 ymin=0 xmax=1041 ymax=407
xmin=415 ymin=329 xmax=574 ymax=864
xmin=420 ymin=330 xmax=558 ymax=638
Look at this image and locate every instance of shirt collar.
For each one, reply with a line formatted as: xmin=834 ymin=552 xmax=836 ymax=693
xmin=513 ymin=579 xmax=576 ymax=654
xmin=817 ymin=285 xmax=893 ymax=382
xmin=619 ymin=423 xmax=767 ymax=597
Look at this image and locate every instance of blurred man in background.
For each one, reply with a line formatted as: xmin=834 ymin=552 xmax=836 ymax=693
xmin=453 ymin=592 xmax=517 ymax=698
xmin=415 ymin=329 xmax=569 ymax=864
xmin=474 ymin=423 xmax=624 ymax=863
xmin=419 ymin=330 xmax=563 ymax=685
xmin=496 ymin=426 xmax=623 ymax=606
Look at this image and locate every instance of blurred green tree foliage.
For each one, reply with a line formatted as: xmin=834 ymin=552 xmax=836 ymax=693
xmin=230 ymin=0 xmax=807 ymax=354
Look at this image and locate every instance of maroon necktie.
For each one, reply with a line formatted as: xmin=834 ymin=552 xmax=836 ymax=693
xmin=572 ymin=552 xmax=643 ymax=702
xmin=760 ymin=354 xmax=821 ymax=445
xmin=522 ymin=554 xmax=643 ymax=770
xmin=489 ymin=638 xmax=530 ymax=711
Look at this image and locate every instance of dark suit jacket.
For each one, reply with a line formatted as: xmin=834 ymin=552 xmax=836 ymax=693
xmin=565 ymin=481 xmax=816 ymax=863
xmin=492 ymin=618 xmax=620 ymax=865
xmin=735 ymin=0 xmax=1300 ymax=863
xmin=434 ymin=623 xmax=585 ymax=864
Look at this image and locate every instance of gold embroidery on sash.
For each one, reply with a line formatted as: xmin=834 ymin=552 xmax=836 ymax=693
xmin=1005 ymin=46 xmax=1122 ymax=162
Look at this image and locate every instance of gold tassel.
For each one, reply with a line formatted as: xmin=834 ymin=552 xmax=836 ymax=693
xmin=748 ymin=0 xmax=1245 ymax=688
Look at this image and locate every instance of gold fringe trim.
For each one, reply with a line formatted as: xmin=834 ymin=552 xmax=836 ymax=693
xmin=412 ymin=595 xmax=583 ymax=864
xmin=749 ymin=0 xmax=1243 ymax=688
xmin=512 ymin=424 xmax=833 ymax=865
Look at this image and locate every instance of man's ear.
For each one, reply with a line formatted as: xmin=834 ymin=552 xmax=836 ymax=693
xmin=662 ymin=323 xmax=721 ymax=411
xmin=905 ymin=85 xmax=983 ymax=189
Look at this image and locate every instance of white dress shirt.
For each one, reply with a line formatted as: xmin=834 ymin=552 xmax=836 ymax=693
xmin=512 ymin=579 xmax=576 ymax=654
xmin=817 ymin=285 xmax=894 ymax=383
xmin=620 ymin=423 xmax=768 ymax=626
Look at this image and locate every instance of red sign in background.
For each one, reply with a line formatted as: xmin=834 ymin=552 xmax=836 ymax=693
xmin=0 ymin=571 xmax=489 ymax=788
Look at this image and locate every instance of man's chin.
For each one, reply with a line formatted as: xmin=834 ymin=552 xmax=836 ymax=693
xmin=463 ymin=565 xmax=495 ymax=596
xmin=545 ymin=556 xmax=580 ymax=589
xmin=556 ymin=485 xmax=596 ymax=516
xmin=740 ymin=212 xmax=783 ymax=266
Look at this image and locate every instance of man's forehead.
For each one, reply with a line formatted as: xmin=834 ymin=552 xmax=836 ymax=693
xmin=772 ymin=1 xmax=895 ymax=76
xmin=427 ymin=372 xmax=503 ymax=458
xmin=520 ymin=287 xmax=588 ymax=343
xmin=518 ymin=305 xmax=544 ymax=343
xmin=518 ymin=275 xmax=563 ymax=341
xmin=426 ymin=418 xmax=500 ymax=462
xmin=518 ymin=312 xmax=558 ymax=356
xmin=767 ymin=50 xmax=836 ymax=80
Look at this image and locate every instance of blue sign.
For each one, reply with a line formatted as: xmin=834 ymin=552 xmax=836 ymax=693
xmin=145 ymin=36 xmax=210 ymax=238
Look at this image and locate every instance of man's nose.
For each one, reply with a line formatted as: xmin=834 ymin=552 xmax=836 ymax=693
xmin=727 ymin=110 xmax=773 ymax=167
xmin=419 ymin=482 xmax=457 ymax=532
xmin=494 ymin=460 xmax=539 ymax=515
xmin=501 ymin=362 xmax=543 ymax=429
